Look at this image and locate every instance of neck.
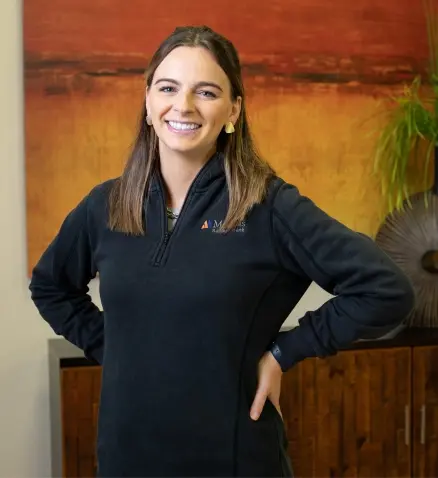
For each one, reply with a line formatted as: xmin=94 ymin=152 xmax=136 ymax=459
xmin=158 ymin=145 xmax=216 ymax=210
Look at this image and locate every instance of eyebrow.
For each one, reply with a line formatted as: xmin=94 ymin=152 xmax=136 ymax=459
xmin=154 ymin=78 xmax=223 ymax=92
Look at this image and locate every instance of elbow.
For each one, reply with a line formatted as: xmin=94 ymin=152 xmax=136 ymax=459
xmin=396 ymin=273 xmax=415 ymax=323
xmin=28 ymin=266 xmax=59 ymax=312
xmin=381 ymin=269 xmax=416 ymax=328
xmin=28 ymin=270 xmax=39 ymax=301
xmin=28 ymin=268 xmax=46 ymax=303
xmin=355 ymin=269 xmax=415 ymax=341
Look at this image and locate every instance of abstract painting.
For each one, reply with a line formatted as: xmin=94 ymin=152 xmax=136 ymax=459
xmin=23 ymin=0 xmax=428 ymax=275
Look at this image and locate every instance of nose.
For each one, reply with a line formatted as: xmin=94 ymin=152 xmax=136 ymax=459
xmin=173 ymin=90 xmax=195 ymax=114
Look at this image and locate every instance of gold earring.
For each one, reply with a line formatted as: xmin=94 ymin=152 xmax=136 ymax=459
xmin=224 ymin=122 xmax=235 ymax=134
xmin=146 ymin=115 xmax=152 ymax=126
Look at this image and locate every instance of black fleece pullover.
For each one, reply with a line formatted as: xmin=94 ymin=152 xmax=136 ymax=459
xmin=29 ymin=152 xmax=414 ymax=477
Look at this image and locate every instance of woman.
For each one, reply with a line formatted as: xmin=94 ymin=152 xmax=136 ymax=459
xmin=29 ymin=25 xmax=414 ymax=477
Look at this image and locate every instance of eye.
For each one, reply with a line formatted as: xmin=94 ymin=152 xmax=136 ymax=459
xmin=198 ymin=90 xmax=217 ymax=98
xmin=158 ymin=86 xmax=176 ymax=93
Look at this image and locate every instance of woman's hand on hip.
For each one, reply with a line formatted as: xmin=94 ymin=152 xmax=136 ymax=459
xmin=250 ymin=350 xmax=283 ymax=421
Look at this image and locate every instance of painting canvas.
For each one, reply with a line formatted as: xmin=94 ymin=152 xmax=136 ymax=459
xmin=23 ymin=0 xmax=428 ymax=276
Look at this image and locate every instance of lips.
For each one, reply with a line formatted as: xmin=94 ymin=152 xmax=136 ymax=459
xmin=166 ymin=120 xmax=201 ymax=131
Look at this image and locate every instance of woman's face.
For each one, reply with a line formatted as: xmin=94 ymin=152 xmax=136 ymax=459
xmin=146 ymin=46 xmax=241 ymax=158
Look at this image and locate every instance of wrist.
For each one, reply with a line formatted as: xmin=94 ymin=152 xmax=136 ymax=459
xmin=268 ymin=341 xmax=284 ymax=373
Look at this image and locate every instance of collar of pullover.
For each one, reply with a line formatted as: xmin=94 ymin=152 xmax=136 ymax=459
xmin=150 ymin=151 xmax=225 ymax=194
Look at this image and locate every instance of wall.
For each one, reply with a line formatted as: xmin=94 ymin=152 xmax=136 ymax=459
xmin=0 ymin=0 xmax=92 ymax=475
xmin=0 ymin=1 xmax=333 ymax=475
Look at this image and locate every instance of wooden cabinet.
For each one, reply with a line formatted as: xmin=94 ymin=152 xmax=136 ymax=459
xmin=281 ymin=347 xmax=412 ymax=477
xmin=60 ymin=365 xmax=102 ymax=478
xmin=281 ymin=345 xmax=438 ymax=477
xmin=54 ymin=339 xmax=438 ymax=477
xmin=412 ymin=346 xmax=438 ymax=477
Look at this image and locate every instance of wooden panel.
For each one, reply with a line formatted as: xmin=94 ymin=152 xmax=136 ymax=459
xmin=60 ymin=366 xmax=102 ymax=478
xmin=280 ymin=347 xmax=411 ymax=477
xmin=413 ymin=346 xmax=438 ymax=477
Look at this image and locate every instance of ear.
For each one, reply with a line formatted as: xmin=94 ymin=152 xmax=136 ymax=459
xmin=229 ymin=96 xmax=242 ymax=125
xmin=145 ymin=86 xmax=150 ymax=114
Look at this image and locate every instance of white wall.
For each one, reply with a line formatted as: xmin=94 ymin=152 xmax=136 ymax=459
xmin=0 ymin=1 xmax=52 ymax=474
xmin=0 ymin=1 xmax=92 ymax=475
xmin=0 ymin=0 xmax=331 ymax=475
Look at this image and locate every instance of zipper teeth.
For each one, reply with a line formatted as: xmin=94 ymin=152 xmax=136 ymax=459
xmin=154 ymin=232 xmax=170 ymax=266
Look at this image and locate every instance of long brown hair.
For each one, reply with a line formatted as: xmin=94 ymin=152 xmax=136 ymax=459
xmin=108 ymin=25 xmax=275 ymax=235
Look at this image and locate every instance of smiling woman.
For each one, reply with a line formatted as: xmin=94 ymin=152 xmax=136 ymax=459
xmin=29 ymin=24 xmax=415 ymax=478
xmin=108 ymin=27 xmax=268 ymax=234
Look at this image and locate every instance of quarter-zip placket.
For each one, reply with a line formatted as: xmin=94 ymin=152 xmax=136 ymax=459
xmin=152 ymin=187 xmax=194 ymax=267
xmin=152 ymin=155 xmax=216 ymax=267
xmin=153 ymin=230 xmax=171 ymax=266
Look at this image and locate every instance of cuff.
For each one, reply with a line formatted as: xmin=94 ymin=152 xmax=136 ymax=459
xmin=270 ymin=326 xmax=315 ymax=372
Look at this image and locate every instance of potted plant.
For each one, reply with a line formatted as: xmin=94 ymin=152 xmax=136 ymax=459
xmin=373 ymin=1 xmax=438 ymax=213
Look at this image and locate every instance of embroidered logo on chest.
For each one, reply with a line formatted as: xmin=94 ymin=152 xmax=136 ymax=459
xmin=201 ymin=219 xmax=246 ymax=233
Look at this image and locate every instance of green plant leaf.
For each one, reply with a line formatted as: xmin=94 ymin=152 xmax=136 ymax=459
xmin=372 ymin=70 xmax=436 ymax=214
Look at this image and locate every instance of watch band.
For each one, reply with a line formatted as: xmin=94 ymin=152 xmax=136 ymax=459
xmin=269 ymin=341 xmax=284 ymax=371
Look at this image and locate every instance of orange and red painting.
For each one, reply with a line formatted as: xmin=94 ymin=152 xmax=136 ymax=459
xmin=23 ymin=0 xmax=428 ymax=275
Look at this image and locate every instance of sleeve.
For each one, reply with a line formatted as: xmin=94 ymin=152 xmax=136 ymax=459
xmin=270 ymin=181 xmax=415 ymax=372
xmin=29 ymin=192 xmax=104 ymax=364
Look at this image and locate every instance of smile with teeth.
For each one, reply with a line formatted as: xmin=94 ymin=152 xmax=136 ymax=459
xmin=167 ymin=121 xmax=201 ymax=131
